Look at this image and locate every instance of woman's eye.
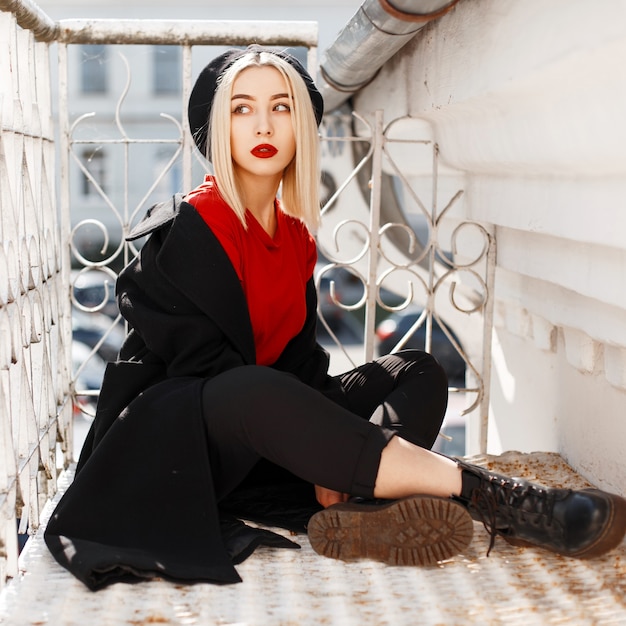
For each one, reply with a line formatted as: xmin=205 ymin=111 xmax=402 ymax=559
xmin=233 ymin=104 xmax=251 ymax=114
xmin=274 ymin=102 xmax=291 ymax=112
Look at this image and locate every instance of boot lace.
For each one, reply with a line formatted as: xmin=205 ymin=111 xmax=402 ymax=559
xmin=469 ymin=476 xmax=558 ymax=556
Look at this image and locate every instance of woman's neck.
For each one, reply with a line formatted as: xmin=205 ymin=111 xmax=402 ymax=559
xmin=237 ymin=170 xmax=281 ymax=237
xmin=248 ymin=201 xmax=277 ymax=237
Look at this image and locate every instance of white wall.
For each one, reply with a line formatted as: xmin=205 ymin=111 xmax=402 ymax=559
xmin=351 ymin=0 xmax=626 ymax=492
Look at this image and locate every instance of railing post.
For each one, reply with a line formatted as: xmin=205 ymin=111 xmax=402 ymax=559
xmin=478 ymin=230 xmax=496 ymax=454
xmin=363 ymin=110 xmax=384 ymax=363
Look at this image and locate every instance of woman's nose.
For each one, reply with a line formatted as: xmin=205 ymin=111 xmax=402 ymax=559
xmin=255 ymin=113 xmax=273 ymax=136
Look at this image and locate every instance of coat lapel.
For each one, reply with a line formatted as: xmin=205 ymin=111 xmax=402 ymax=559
xmin=127 ymin=194 xmax=184 ymax=241
xmin=155 ymin=201 xmax=256 ymax=364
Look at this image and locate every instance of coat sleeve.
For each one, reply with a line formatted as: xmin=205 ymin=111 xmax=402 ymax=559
xmin=116 ymin=231 xmax=250 ymax=380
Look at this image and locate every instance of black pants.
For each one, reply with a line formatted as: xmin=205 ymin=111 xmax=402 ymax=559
xmin=202 ymin=350 xmax=448 ymax=501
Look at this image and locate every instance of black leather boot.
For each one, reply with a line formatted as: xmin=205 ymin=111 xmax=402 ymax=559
xmin=455 ymin=459 xmax=626 ymax=558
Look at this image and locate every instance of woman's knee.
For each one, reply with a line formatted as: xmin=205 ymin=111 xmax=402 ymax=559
xmin=379 ymin=349 xmax=448 ymax=387
xmin=382 ymin=349 xmax=449 ymax=418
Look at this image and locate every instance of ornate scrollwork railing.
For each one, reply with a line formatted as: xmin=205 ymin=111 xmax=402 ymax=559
xmin=317 ymin=111 xmax=495 ymax=445
xmin=64 ymin=50 xmax=192 ymax=414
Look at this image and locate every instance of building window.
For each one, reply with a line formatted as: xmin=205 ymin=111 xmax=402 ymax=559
xmin=153 ymin=46 xmax=181 ymax=95
xmin=153 ymin=148 xmax=182 ymax=197
xmin=80 ymin=45 xmax=108 ymax=94
xmin=81 ymin=149 xmax=106 ymax=197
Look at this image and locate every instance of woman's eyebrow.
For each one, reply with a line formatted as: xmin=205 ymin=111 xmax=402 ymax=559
xmin=231 ymin=92 xmax=290 ymax=101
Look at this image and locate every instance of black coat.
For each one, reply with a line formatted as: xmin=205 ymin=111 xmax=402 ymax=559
xmin=44 ymin=197 xmax=345 ymax=590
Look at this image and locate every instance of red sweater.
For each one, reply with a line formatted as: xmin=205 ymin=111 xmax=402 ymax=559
xmin=186 ymin=176 xmax=317 ymax=366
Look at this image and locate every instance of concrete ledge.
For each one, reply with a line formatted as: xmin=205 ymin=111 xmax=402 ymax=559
xmin=1 ymin=452 xmax=625 ymax=625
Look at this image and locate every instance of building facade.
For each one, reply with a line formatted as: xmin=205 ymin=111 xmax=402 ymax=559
xmin=340 ymin=0 xmax=626 ymax=493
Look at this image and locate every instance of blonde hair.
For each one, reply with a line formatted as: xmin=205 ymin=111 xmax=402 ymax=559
xmin=209 ymin=50 xmax=321 ymax=231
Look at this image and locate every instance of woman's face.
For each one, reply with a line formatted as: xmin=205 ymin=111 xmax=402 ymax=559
xmin=229 ymin=65 xmax=296 ymax=185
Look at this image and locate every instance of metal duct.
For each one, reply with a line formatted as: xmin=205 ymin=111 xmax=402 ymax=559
xmin=319 ymin=0 xmax=459 ymax=112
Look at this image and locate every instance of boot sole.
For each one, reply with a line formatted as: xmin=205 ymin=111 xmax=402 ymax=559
xmin=307 ymin=495 xmax=473 ymax=566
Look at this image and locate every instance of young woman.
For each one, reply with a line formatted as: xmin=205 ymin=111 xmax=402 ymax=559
xmin=45 ymin=46 xmax=626 ymax=591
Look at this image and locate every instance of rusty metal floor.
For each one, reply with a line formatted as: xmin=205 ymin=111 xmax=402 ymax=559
xmin=1 ymin=451 xmax=625 ymax=626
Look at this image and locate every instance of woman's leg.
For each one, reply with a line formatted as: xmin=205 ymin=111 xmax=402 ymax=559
xmin=308 ymin=421 xmax=626 ymax=563
xmin=337 ymin=349 xmax=448 ymax=450
xmin=203 ymin=364 xmax=626 ymax=563
xmin=203 ymin=358 xmax=460 ymax=502
xmin=202 ymin=364 xmax=472 ymax=566
xmin=375 ymin=436 xmax=461 ymax=498
xmin=202 ymin=365 xmax=395 ymax=501
xmin=335 ymin=350 xmax=462 ymax=495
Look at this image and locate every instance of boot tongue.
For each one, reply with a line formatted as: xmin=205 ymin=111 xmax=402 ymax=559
xmin=459 ymin=468 xmax=484 ymax=502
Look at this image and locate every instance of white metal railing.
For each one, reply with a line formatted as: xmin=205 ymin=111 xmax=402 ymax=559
xmin=0 ymin=0 xmax=495 ymax=589
xmin=316 ymin=110 xmax=495 ymax=451
xmin=0 ymin=1 xmax=72 ymax=585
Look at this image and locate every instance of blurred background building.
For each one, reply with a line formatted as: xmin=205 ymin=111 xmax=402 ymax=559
xmin=35 ymin=0 xmax=362 ymax=260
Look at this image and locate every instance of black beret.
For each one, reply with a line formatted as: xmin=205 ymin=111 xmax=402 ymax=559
xmin=188 ymin=45 xmax=324 ymax=158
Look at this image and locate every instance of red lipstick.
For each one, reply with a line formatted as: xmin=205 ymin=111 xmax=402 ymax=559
xmin=251 ymin=144 xmax=278 ymax=158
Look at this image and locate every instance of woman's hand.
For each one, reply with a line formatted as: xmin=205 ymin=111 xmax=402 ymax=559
xmin=315 ymin=485 xmax=350 ymax=508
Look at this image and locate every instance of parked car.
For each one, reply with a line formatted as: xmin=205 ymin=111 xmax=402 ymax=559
xmin=315 ymin=265 xmax=403 ymax=336
xmin=375 ymin=307 xmax=466 ymax=385
xmin=71 ymin=270 xmax=119 ymax=319
xmin=72 ymin=340 xmax=107 ymax=390
xmin=316 ymin=265 xmax=365 ymax=333
xmin=72 ymin=309 xmax=126 ymax=363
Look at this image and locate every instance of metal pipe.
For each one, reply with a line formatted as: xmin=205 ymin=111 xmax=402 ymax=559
xmin=0 ymin=0 xmax=58 ymax=42
xmin=319 ymin=0 xmax=459 ymax=111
